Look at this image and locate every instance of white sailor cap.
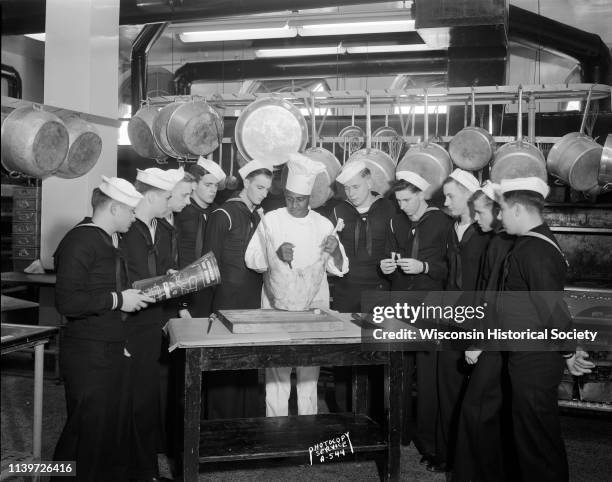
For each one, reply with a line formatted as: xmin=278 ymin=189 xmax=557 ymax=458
xmin=480 ymin=180 xmax=500 ymax=202
xmin=285 ymin=152 xmax=326 ymax=196
xmin=197 ymin=156 xmax=226 ymax=183
xmin=166 ymin=167 xmax=187 ymax=185
xmin=449 ymin=168 xmax=480 ymax=193
xmin=238 ymin=159 xmax=271 ymax=180
xmin=136 ymin=167 xmax=178 ymax=191
xmin=396 ymin=170 xmax=431 ymax=192
xmin=500 ymin=177 xmax=550 ymax=198
xmin=336 ymin=160 xmax=367 ymax=185
xmin=99 ymin=176 xmax=143 ymax=208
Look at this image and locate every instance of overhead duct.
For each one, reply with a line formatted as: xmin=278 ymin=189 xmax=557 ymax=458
xmin=508 ymin=5 xmax=611 ymax=85
xmin=1 ymin=64 xmax=23 ymax=98
xmin=173 ymin=51 xmax=449 ymax=92
xmin=0 ymin=0 xmax=400 ymax=35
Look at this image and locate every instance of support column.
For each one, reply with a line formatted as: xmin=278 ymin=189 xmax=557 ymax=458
xmin=41 ymin=0 xmax=120 ymax=269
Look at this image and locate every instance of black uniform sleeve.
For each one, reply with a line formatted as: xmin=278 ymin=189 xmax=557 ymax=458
xmin=55 ymin=236 xmax=114 ymax=317
xmin=522 ymin=246 xmax=574 ymax=335
xmin=202 ymin=208 xmax=230 ymax=264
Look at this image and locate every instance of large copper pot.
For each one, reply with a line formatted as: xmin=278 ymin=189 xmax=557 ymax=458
xmin=167 ymin=99 xmax=222 ymax=158
xmin=547 ymin=88 xmax=602 ymax=191
xmin=55 ymin=112 xmax=102 ymax=179
xmin=128 ymin=104 xmax=166 ymax=160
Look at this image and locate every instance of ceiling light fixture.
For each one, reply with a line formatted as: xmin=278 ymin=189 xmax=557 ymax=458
xmin=255 ymin=45 xmax=345 ymax=58
xmin=180 ymin=24 xmax=296 ymax=43
xmin=298 ymin=19 xmax=415 ymax=37
xmin=25 ymin=33 xmax=46 ymax=42
xmin=346 ymin=44 xmax=431 ymax=54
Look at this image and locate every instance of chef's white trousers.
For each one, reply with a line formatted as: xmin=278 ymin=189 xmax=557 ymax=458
xmin=265 ymin=366 xmax=320 ymax=417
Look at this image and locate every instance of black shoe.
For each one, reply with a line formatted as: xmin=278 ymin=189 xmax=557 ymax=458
xmin=426 ymin=461 xmax=447 ymax=473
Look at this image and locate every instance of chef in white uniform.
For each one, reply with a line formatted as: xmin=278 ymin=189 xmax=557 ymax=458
xmin=245 ymin=152 xmax=349 ymax=417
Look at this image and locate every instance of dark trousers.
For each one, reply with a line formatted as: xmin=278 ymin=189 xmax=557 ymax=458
xmin=127 ymin=324 xmax=162 ymax=479
xmin=436 ymin=350 xmax=469 ymax=467
xmin=412 ymin=351 xmax=438 ymax=456
xmin=54 ymin=336 xmax=131 ymax=482
xmin=454 ymin=351 xmax=505 ymax=482
xmin=508 ymin=352 xmax=568 ymax=482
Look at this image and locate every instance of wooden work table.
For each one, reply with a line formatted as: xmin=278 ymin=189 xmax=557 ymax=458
xmin=168 ymin=314 xmax=403 ymax=481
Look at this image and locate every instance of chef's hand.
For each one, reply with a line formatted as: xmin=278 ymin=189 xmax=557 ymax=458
xmin=276 ymin=242 xmax=295 ymax=264
xmin=465 ymin=349 xmax=482 ymax=365
xmin=120 ymin=289 xmax=155 ymax=312
xmin=565 ymin=349 xmax=595 ymax=376
xmin=380 ymin=258 xmax=397 ymax=274
xmin=321 ymin=235 xmax=339 ymax=254
xmin=397 ymin=257 xmax=424 ymax=274
xmin=166 ymin=268 xmax=178 ymax=275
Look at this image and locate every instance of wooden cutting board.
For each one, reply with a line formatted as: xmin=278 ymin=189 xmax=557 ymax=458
xmin=217 ymin=308 xmax=345 ymax=334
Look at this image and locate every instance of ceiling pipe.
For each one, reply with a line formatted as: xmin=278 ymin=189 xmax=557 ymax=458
xmin=130 ymin=22 xmax=168 ymax=116
xmin=508 ymin=5 xmax=611 ymax=85
xmin=173 ymin=51 xmax=449 ymax=91
xmin=1 ymin=63 xmax=23 ymax=99
xmin=0 ymin=0 xmax=400 ymax=35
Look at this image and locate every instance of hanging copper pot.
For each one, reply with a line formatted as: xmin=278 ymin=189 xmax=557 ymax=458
xmin=167 ymin=99 xmax=222 ymax=158
xmin=152 ymin=101 xmax=184 ymax=159
xmin=598 ymin=134 xmax=612 ymax=185
xmin=547 ymin=87 xmax=602 ymax=191
xmin=490 ymin=86 xmax=547 ymax=182
xmin=397 ymin=89 xmax=452 ymax=199
xmin=128 ymin=103 xmax=166 ymax=160
xmin=54 ymin=112 xmax=102 ymax=179
xmin=449 ymin=87 xmax=495 ymax=170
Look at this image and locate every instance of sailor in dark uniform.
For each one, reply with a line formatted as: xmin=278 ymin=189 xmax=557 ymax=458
xmin=120 ymin=167 xmax=178 ymax=480
xmin=53 ymin=177 xmax=153 ymax=481
xmin=496 ymin=177 xmax=594 ymax=482
xmin=433 ymin=169 xmax=491 ymax=473
xmin=453 ymin=181 xmax=515 ymax=482
xmin=155 ymin=167 xmax=195 ymax=457
xmin=202 ymin=159 xmax=273 ymax=419
xmin=380 ymin=170 xmax=452 ymax=466
xmin=324 ymin=160 xmax=395 ymax=412
xmin=173 ymin=157 xmax=226 ymax=317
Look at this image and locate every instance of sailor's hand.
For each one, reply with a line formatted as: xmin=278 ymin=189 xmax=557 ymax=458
xmin=121 ymin=289 xmax=155 ymax=312
xmin=321 ymin=235 xmax=339 ymax=254
xmin=380 ymin=258 xmax=397 ymax=274
xmin=276 ymin=242 xmax=295 ymax=264
xmin=166 ymin=268 xmax=178 ymax=275
xmin=397 ymin=258 xmax=423 ymax=274
xmin=565 ymin=350 xmax=595 ymax=376
xmin=178 ymin=308 xmax=192 ymax=319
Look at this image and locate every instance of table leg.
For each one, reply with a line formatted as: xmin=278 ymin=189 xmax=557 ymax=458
xmin=33 ymin=342 xmax=45 ymax=460
xmin=181 ymin=348 xmax=202 ymax=482
xmin=352 ymin=366 xmax=370 ymax=414
xmin=377 ymin=353 xmax=402 ymax=481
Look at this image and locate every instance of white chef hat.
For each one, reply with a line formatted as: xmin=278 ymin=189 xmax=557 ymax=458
xmin=239 ymin=159 xmax=272 ymax=180
xmin=99 ymin=176 xmax=143 ymax=208
xmin=449 ymin=168 xmax=480 ymax=193
xmin=336 ymin=160 xmax=367 ymax=185
xmin=396 ymin=170 xmax=431 ymax=192
xmin=480 ymin=180 xmax=500 ymax=202
xmin=136 ymin=167 xmax=178 ymax=191
xmin=500 ymin=177 xmax=550 ymax=198
xmin=197 ymin=156 xmax=226 ymax=183
xmin=285 ymin=152 xmax=326 ymax=196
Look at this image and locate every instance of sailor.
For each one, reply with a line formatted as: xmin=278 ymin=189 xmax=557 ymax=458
xmin=496 ymin=177 xmax=594 ymax=482
xmin=202 ymin=159 xmax=273 ymax=419
xmin=174 ymin=157 xmax=226 ymax=317
xmin=53 ymin=177 xmax=153 ymax=481
xmin=453 ymin=181 xmax=515 ymax=482
xmin=380 ymin=170 xmax=452 ymax=466
xmin=245 ymin=152 xmax=348 ymax=417
xmin=329 ymin=160 xmax=396 ymax=412
xmin=430 ymin=169 xmax=492 ymax=473
xmin=120 ymin=167 xmax=179 ymax=480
